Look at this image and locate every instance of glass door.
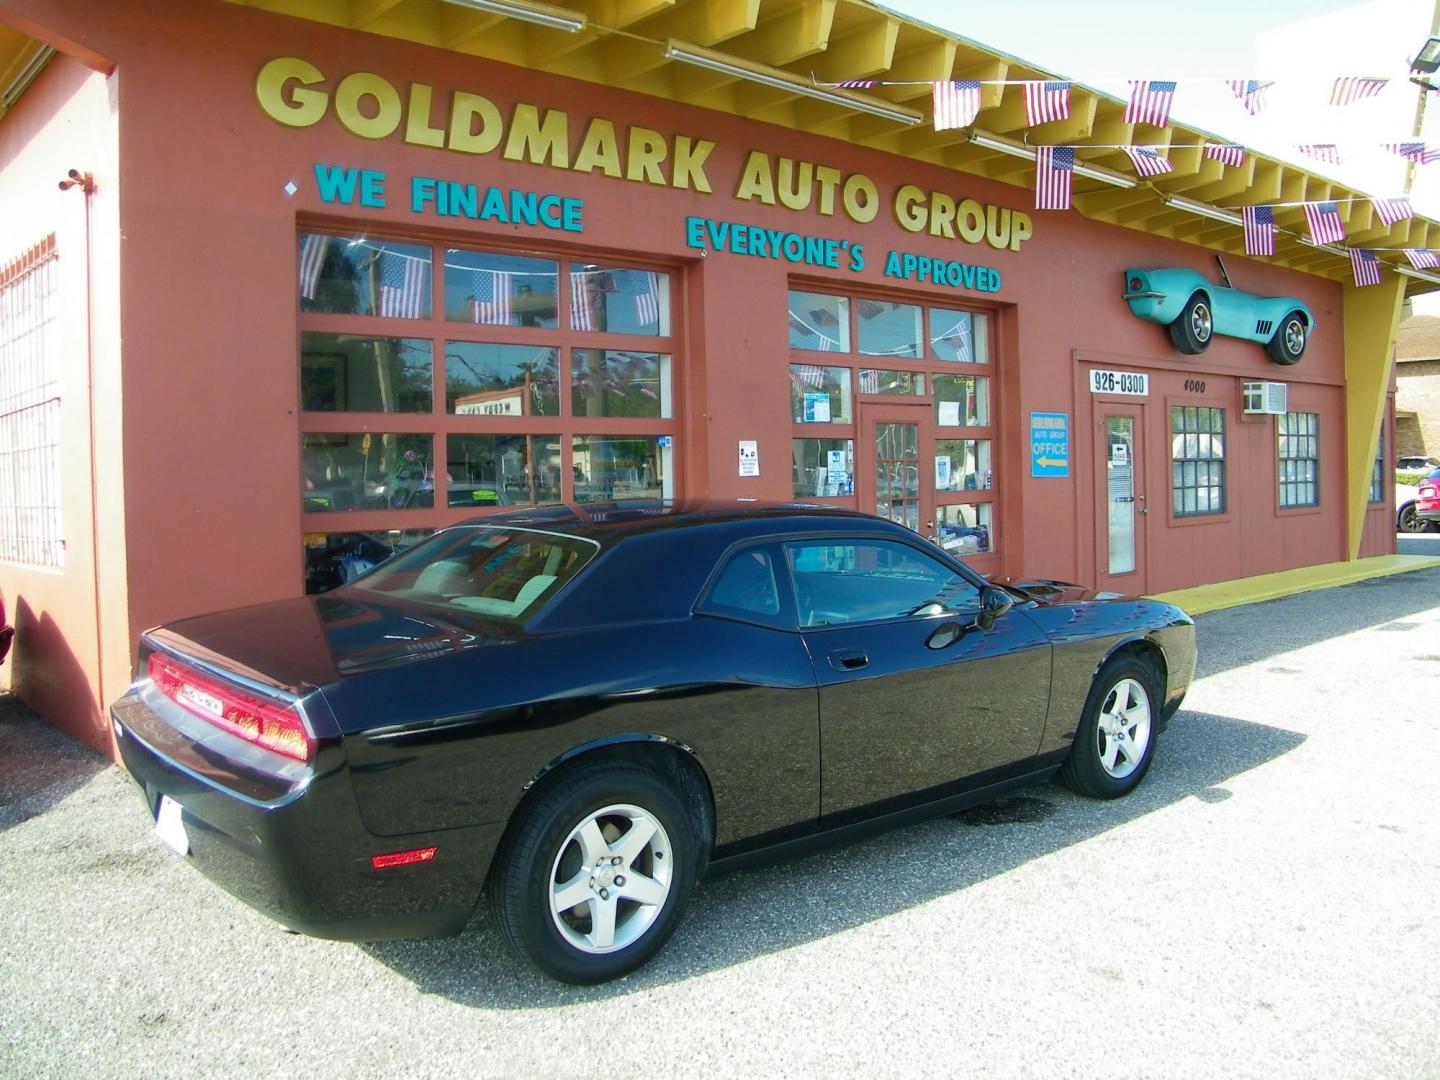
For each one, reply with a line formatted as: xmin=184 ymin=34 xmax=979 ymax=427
xmin=860 ymin=404 xmax=930 ymax=534
xmin=1096 ymin=405 xmax=1147 ymax=592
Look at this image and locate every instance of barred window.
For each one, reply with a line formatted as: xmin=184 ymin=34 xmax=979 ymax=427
xmin=0 ymin=236 xmax=62 ymax=568
xmin=1278 ymin=412 xmax=1320 ymax=508
xmin=1171 ymin=406 xmax=1226 ymax=517
xmin=1369 ymin=430 xmax=1383 ymax=503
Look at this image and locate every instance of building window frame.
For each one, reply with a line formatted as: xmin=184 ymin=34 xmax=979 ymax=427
xmin=1369 ymin=427 xmax=1384 ymax=504
xmin=1169 ymin=403 xmax=1227 ymax=521
xmin=1278 ymin=410 xmax=1320 ymax=510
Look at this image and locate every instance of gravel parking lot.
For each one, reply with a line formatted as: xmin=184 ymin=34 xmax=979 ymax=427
xmin=2 ymin=569 xmax=1439 ymax=1079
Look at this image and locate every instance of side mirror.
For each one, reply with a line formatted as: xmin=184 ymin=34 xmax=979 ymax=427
xmin=975 ymin=586 xmax=1014 ymax=631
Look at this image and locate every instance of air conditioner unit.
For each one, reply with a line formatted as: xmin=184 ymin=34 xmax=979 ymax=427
xmin=1242 ymin=381 xmax=1288 ymax=415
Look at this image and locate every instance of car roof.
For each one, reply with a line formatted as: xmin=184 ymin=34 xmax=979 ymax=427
xmin=452 ymin=500 xmax=889 ymax=547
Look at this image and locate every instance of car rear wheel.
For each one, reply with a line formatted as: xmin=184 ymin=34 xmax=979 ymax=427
xmin=1266 ymin=312 xmax=1307 ymax=365
xmin=1059 ymin=654 xmax=1161 ymax=799
xmin=1399 ymin=504 xmax=1438 ymax=533
xmin=488 ymin=762 xmax=703 ymax=984
xmin=1168 ymin=293 xmax=1213 ymax=354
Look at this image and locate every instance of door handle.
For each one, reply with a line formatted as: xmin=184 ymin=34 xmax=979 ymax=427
xmin=827 ymin=649 xmax=870 ymax=672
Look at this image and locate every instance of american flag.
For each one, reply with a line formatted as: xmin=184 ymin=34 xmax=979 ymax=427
xmin=570 ymin=269 xmax=616 ymax=331
xmin=1349 ymin=248 xmax=1382 ymax=287
xmin=1242 ymin=205 xmax=1276 ymax=257
xmin=834 ymin=79 xmax=877 ymax=89
xmin=377 ymin=250 xmax=427 ymax=318
xmin=1330 ymin=77 xmax=1388 ymax=106
xmin=1034 ymin=146 xmax=1073 ymax=211
xmin=471 ymin=270 xmax=512 ymax=324
xmin=933 ymin=318 xmax=971 ymax=359
xmin=1403 ymin=249 xmax=1440 ymax=269
xmin=1121 ymin=146 xmax=1173 ymax=177
xmin=1386 ymin=141 xmax=1440 ymax=164
xmin=298 ymin=234 xmax=330 ymax=300
xmin=1125 ymin=80 xmax=1177 ymax=127
xmin=613 ymin=269 xmax=660 ymax=325
xmin=1226 ymin=79 xmax=1270 ymax=115
xmin=932 ymin=79 xmax=983 ymax=130
xmin=1204 ymin=142 xmax=1246 ymax=168
xmin=859 ymin=369 xmax=880 ymax=395
xmin=1304 ymin=201 xmax=1346 ymax=245
xmin=1373 ymin=198 xmax=1414 ymax=227
xmin=1023 ymin=81 xmax=1071 ymax=126
xmin=1296 ymin=144 xmax=1342 ymax=165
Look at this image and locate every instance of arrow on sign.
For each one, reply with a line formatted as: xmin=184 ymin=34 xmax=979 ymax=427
xmin=1035 ymin=457 xmax=1068 ymax=467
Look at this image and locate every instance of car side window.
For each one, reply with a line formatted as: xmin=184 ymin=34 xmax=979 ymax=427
xmin=785 ymin=539 xmax=980 ymax=628
xmin=697 ymin=547 xmax=791 ymax=629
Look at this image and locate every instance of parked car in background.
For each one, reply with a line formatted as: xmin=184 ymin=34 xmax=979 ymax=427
xmin=1417 ymin=473 xmax=1440 ymax=529
xmin=110 ymin=502 xmax=1197 ymax=984
xmin=1396 ymin=456 xmax=1440 ymax=473
xmin=1397 ymin=483 xmax=1432 ymax=532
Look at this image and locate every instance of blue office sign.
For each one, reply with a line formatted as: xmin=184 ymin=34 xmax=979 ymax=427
xmin=1030 ymin=412 xmax=1070 ymax=477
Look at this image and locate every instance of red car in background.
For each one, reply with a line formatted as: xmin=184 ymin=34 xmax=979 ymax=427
xmin=1417 ymin=468 xmax=1440 ymax=529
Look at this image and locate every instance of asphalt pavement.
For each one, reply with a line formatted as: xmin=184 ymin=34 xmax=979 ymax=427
xmin=2 ymin=567 xmax=1440 ymax=1078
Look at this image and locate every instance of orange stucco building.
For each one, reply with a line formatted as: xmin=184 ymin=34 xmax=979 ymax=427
xmin=0 ymin=0 xmax=1418 ymax=755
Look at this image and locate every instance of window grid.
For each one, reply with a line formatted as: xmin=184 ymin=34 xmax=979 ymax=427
xmin=1278 ymin=411 xmax=1320 ymax=509
xmin=1170 ymin=406 xmax=1226 ymax=518
xmin=0 ymin=236 xmax=62 ymax=568
xmin=1369 ymin=429 xmax=1383 ymax=503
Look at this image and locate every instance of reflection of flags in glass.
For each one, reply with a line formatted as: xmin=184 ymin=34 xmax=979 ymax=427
xmin=471 ymin=270 xmax=512 ymax=324
xmin=378 ymin=250 xmax=427 ymax=318
xmin=1349 ymin=248 xmax=1382 ymax=287
xmin=299 ymin=234 xmax=330 ymax=300
xmin=792 ymin=365 xmax=828 ymax=390
xmin=1403 ymin=249 xmax=1440 ymax=269
xmin=934 ymin=317 xmax=971 ymax=359
xmin=613 ymin=270 xmax=659 ymax=325
xmin=859 ymin=369 xmax=880 ymax=394
xmin=570 ymin=270 xmax=604 ymax=331
xmin=1242 ymin=205 xmax=1276 ymax=257
xmin=789 ymin=312 xmax=836 ymax=351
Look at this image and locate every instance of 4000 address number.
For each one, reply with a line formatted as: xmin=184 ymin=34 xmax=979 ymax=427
xmin=1089 ymin=369 xmax=1149 ymax=396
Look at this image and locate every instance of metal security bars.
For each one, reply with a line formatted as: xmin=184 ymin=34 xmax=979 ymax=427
xmin=0 ymin=236 xmax=63 ymax=568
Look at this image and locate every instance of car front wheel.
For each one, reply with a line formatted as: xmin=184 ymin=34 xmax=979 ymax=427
xmin=1266 ymin=312 xmax=1307 ymax=365
xmin=488 ymin=762 xmax=703 ymax=984
xmin=1060 ymin=654 xmax=1161 ymax=799
xmin=1168 ymin=293 xmax=1213 ymax=354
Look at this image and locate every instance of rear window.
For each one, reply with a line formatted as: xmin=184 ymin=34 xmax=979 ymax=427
xmin=351 ymin=526 xmax=597 ymax=619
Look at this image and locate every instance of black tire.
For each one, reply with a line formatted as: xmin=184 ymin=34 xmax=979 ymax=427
xmin=1168 ymin=293 xmax=1213 ymax=354
xmin=1059 ymin=653 xmax=1163 ymax=800
xmin=1266 ymin=312 xmax=1307 ymax=365
xmin=488 ymin=762 xmax=703 ymax=984
xmin=1399 ymin=503 xmax=1424 ymax=533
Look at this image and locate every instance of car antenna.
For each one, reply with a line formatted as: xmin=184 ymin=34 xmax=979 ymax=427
xmin=1215 ymin=254 xmax=1233 ymax=289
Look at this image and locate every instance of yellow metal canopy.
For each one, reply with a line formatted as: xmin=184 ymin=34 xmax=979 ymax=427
xmin=1 ymin=0 xmax=1436 ymax=286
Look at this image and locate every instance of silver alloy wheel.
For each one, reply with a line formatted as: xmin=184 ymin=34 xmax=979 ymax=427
xmin=1284 ymin=318 xmax=1305 ymax=355
xmin=548 ymin=802 xmax=673 ymax=955
xmin=1095 ymin=677 xmax=1152 ymax=780
xmin=1191 ymin=302 xmax=1212 ymax=342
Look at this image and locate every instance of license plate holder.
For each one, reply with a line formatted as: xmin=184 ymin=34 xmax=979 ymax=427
xmin=155 ymin=794 xmax=190 ymax=857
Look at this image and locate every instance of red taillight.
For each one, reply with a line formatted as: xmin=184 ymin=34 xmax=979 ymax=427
xmin=371 ymin=847 xmax=438 ymax=870
xmin=147 ymin=653 xmax=313 ymax=762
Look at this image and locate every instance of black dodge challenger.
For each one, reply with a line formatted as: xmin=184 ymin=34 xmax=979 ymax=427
xmin=111 ymin=502 xmax=1196 ymax=983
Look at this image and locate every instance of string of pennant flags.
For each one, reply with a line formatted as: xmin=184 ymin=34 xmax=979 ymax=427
xmin=821 ymin=70 xmax=1440 ymax=288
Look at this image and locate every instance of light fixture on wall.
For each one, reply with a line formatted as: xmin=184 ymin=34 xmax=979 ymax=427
xmin=437 ymin=0 xmax=587 ymax=33
xmin=968 ymin=131 xmax=1137 ymax=189
xmin=57 ymin=168 xmax=94 ymax=194
xmin=1410 ymin=35 xmax=1440 ymax=74
xmin=662 ymin=40 xmax=924 ymax=126
xmin=1297 ymin=236 xmax=1349 ymax=257
xmin=1161 ymin=195 xmax=1242 ymax=226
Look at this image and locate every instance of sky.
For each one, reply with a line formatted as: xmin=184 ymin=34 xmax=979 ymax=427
xmin=884 ymin=0 xmax=1440 ymax=304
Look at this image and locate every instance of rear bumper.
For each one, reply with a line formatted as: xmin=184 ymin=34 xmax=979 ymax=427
xmin=111 ymin=692 xmax=503 ymax=942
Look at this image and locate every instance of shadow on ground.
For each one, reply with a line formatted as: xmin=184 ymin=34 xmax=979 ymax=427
xmin=0 ymin=695 xmax=109 ymax=833
xmin=363 ymin=707 xmax=1303 ymax=1006
xmin=1193 ymin=566 xmax=1440 ymax=679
